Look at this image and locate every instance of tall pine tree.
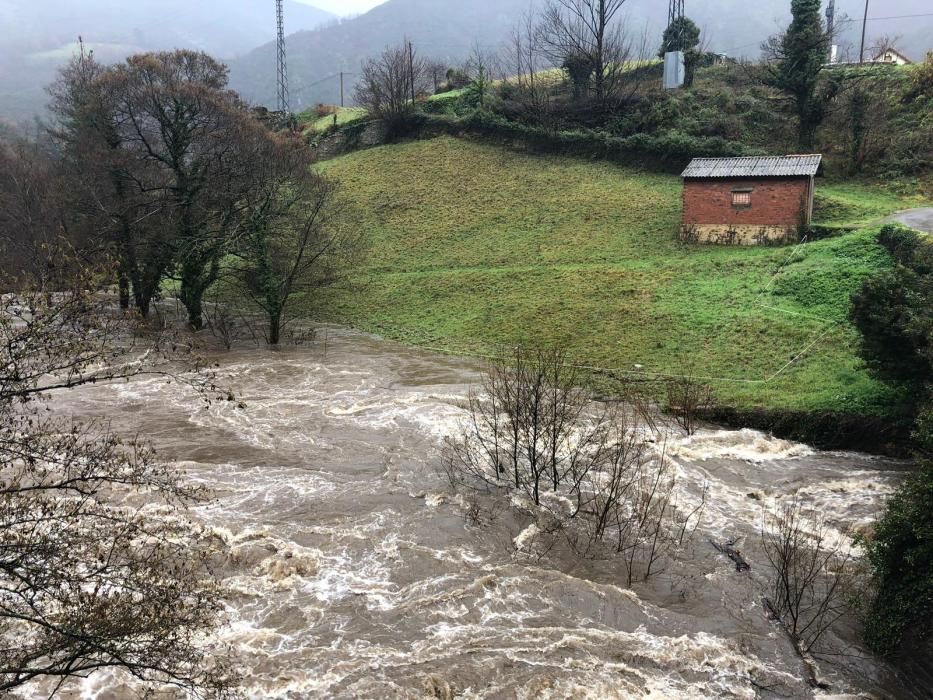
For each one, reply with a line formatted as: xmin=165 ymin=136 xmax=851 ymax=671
xmin=763 ymin=0 xmax=832 ymax=149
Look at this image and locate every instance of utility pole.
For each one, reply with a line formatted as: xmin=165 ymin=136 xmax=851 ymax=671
xmin=340 ymin=71 xmax=344 ymax=108
xmin=275 ymin=0 xmax=290 ymax=112
xmin=408 ymin=41 xmax=416 ymax=104
xmin=859 ymin=0 xmax=869 ymax=64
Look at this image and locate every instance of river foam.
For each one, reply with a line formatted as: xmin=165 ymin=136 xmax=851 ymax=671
xmin=28 ymin=328 xmax=916 ymax=699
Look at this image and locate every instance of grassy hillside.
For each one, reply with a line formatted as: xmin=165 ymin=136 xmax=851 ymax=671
xmin=312 ymin=136 xmax=927 ymax=413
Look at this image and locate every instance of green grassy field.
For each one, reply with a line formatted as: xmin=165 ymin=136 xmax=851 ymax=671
xmin=311 ymin=136 xmax=926 ymax=413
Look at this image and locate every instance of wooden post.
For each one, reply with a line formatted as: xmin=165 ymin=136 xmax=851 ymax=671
xmin=409 ymin=42 xmax=414 ymax=103
xmin=859 ymin=0 xmax=870 ymax=64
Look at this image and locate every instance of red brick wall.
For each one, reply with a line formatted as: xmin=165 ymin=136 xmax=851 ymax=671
xmin=682 ymin=178 xmax=810 ymax=227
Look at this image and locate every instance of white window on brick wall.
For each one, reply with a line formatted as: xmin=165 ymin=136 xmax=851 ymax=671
xmin=731 ymin=189 xmax=752 ymax=206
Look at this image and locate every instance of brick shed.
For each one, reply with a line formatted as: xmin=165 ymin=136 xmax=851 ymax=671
xmin=680 ymin=155 xmax=822 ymax=245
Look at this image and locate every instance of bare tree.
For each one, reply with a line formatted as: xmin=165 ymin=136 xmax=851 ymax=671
xmin=538 ymin=0 xmax=637 ymax=108
xmin=0 ymin=256 xmax=235 ymax=695
xmin=666 ymin=369 xmax=714 ymax=436
xmin=425 ymin=59 xmax=448 ymax=94
xmin=504 ymin=11 xmax=556 ymax=124
xmin=0 ymin=139 xmax=76 ymax=291
xmin=762 ymin=498 xmax=855 ymax=658
xmin=355 ymin=41 xmax=431 ymax=127
xmin=443 ymin=345 xmax=704 ymax=582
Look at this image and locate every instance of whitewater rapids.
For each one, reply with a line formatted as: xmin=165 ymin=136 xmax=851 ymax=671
xmin=39 ymin=328 xmax=919 ymax=699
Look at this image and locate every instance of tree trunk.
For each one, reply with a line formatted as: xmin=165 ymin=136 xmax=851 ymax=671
xmin=268 ymin=313 xmax=282 ymax=346
xmin=183 ymin=289 xmax=204 ymax=331
xmin=134 ymin=288 xmax=151 ymax=318
xmin=118 ymin=273 xmax=130 ymax=310
xmin=179 ymin=251 xmax=220 ymax=331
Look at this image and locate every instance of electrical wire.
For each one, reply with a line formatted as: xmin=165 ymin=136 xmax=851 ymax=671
xmin=291 ymin=72 xmax=357 ymax=96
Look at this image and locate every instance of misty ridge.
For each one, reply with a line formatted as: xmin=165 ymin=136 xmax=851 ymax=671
xmin=0 ymin=0 xmax=931 ymax=121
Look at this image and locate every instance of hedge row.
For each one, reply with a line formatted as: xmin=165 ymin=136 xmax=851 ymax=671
xmin=396 ymin=110 xmax=754 ymax=172
xmin=318 ymin=108 xmax=755 ymax=172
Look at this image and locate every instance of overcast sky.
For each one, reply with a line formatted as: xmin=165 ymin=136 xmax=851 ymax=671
xmin=297 ymin=0 xmax=387 ymax=17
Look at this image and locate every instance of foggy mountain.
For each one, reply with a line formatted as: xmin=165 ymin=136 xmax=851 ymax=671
xmin=0 ymin=0 xmax=334 ymax=123
xmin=229 ymin=0 xmax=932 ymax=111
xmin=1 ymin=0 xmax=930 ymax=122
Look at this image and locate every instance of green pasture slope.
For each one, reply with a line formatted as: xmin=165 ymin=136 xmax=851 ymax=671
xmin=312 ymin=136 xmax=927 ymax=413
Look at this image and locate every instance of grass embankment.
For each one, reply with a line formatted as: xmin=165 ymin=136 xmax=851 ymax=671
xmin=298 ymin=106 xmax=367 ymax=134
xmin=311 ymin=136 xmax=926 ymax=414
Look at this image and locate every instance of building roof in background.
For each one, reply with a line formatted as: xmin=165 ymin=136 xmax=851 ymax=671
xmin=872 ymin=48 xmax=914 ymax=64
xmin=682 ymin=155 xmax=823 ymax=179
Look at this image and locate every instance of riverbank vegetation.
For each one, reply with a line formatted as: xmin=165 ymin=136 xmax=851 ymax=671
xmin=40 ymin=46 xmax=356 ymax=344
xmin=0 ymin=250 xmax=236 ymax=695
xmin=849 ymin=225 xmax=933 ymax=658
xmin=442 ymin=345 xmax=704 ymax=584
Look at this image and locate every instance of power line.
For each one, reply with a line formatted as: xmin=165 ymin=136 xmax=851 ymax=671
xmin=291 ymin=72 xmax=357 ymax=97
xmin=715 ymin=12 xmax=933 ymax=56
xmin=865 ymin=12 xmax=933 ymax=21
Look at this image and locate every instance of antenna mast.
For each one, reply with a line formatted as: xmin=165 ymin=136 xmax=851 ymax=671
xmin=275 ymin=0 xmax=290 ymax=113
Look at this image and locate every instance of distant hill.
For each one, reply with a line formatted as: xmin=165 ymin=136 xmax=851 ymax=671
xmin=0 ymin=0 xmax=334 ymax=123
xmin=229 ymin=0 xmax=931 ymax=111
xmin=229 ymin=0 xmax=535 ymax=111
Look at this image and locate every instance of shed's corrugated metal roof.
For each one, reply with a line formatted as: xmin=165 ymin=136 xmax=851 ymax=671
xmin=681 ymin=155 xmax=822 ymax=179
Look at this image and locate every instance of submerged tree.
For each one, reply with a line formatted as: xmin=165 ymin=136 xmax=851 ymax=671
xmin=228 ymin=131 xmax=360 ymax=345
xmin=443 ymin=345 xmax=703 ymax=583
xmin=50 ymin=50 xmax=278 ymax=328
xmin=761 ymin=498 xmax=854 ymax=655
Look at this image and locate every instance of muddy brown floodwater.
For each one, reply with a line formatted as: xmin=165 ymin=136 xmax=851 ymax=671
xmin=33 ymin=328 xmax=925 ymax=699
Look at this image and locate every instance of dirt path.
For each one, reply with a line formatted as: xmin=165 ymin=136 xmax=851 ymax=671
xmin=887 ymin=208 xmax=933 ymax=233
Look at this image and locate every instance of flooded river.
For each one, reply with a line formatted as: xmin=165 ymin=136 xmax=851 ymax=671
xmin=47 ymin=328 xmax=919 ymax=699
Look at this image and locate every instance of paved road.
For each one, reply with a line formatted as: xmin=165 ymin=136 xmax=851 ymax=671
xmin=888 ymin=208 xmax=933 ymax=233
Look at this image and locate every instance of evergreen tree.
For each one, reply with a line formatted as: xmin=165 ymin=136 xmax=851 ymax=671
xmin=659 ymin=17 xmax=701 ymax=87
xmin=763 ymin=0 xmax=832 ymax=148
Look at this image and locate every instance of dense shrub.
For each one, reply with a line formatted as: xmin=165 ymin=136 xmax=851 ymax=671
xmin=436 ymin=110 xmax=750 ymax=169
xmin=850 ymin=225 xmax=932 ymax=394
xmin=859 ymin=459 xmax=933 ymax=656
xmin=420 ymin=92 xmax=469 ymax=116
xmin=852 ymin=225 xmax=933 ymax=656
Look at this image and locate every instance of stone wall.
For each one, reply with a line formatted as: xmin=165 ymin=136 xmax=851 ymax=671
xmin=311 ymin=121 xmax=389 ymax=160
xmin=680 ymin=223 xmax=801 ymax=246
